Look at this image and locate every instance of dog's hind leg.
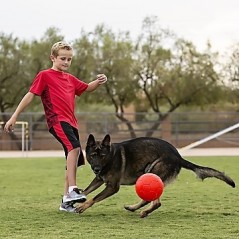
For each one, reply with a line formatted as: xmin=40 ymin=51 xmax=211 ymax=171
xmin=124 ymin=200 xmax=149 ymax=212
xmin=140 ymin=199 xmax=161 ymax=218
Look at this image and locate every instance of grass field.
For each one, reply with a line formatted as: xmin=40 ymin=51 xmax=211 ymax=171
xmin=0 ymin=156 xmax=238 ymax=239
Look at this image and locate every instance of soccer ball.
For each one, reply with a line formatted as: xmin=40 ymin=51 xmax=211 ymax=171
xmin=135 ymin=173 xmax=164 ymax=201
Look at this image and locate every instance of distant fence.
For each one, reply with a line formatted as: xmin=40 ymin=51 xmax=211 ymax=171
xmin=0 ymin=111 xmax=238 ymax=151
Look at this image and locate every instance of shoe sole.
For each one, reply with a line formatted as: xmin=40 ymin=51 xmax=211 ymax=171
xmin=59 ymin=207 xmax=76 ymax=213
xmin=64 ymin=196 xmax=87 ymax=203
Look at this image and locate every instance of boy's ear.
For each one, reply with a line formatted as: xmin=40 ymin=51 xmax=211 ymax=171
xmin=50 ymin=54 xmax=55 ymax=62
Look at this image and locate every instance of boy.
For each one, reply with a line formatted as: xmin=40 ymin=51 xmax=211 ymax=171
xmin=4 ymin=41 xmax=107 ymax=213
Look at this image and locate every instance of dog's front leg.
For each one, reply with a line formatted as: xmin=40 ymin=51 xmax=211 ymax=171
xmin=76 ymin=182 xmax=120 ymax=214
xmin=83 ymin=177 xmax=104 ymax=196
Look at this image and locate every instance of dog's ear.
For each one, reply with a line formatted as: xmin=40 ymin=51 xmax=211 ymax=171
xmin=87 ymin=134 xmax=96 ymax=146
xmin=102 ymin=134 xmax=111 ymax=146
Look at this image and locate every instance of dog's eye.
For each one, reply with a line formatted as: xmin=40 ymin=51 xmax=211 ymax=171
xmin=90 ymin=152 xmax=97 ymax=158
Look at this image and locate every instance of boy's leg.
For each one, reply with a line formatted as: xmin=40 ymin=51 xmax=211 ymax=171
xmin=66 ymin=147 xmax=80 ymax=187
xmin=60 ymin=170 xmax=76 ymax=213
xmin=63 ymin=147 xmax=86 ymax=203
xmin=49 ymin=122 xmax=86 ymax=210
xmin=64 ymin=171 xmax=69 ymax=197
xmin=63 ymin=148 xmax=84 ymax=196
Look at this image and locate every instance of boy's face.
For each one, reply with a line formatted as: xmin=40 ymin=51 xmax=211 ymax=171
xmin=51 ymin=49 xmax=73 ymax=72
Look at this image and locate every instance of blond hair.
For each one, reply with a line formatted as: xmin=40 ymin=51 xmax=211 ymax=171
xmin=51 ymin=41 xmax=73 ymax=57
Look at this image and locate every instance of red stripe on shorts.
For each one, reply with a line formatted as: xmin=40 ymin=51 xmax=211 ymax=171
xmin=52 ymin=123 xmax=74 ymax=152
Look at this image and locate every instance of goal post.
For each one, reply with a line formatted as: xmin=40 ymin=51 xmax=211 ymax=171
xmin=180 ymin=122 xmax=239 ymax=151
xmin=0 ymin=121 xmax=29 ymax=153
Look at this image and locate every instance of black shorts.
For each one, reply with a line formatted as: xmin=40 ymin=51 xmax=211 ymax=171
xmin=49 ymin=121 xmax=85 ymax=167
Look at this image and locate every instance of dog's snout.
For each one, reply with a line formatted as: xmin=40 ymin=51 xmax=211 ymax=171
xmin=93 ymin=166 xmax=101 ymax=175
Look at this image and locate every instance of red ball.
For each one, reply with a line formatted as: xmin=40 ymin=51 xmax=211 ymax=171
xmin=135 ymin=173 xmax=164 ymax=201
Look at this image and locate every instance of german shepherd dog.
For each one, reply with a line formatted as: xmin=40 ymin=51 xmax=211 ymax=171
xmin=76 ymin=134 xmax=236 ymax=218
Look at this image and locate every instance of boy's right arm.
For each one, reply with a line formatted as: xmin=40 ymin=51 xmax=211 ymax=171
xmin=4 ymin=92 xmax=35 ymax=133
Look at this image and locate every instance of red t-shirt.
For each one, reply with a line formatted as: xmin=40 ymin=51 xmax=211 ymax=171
xmin=29 ymin=68 xmax=88 ymax=129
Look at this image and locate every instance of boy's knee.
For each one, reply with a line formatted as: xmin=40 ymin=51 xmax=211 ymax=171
xmin=74 ymin=147 xmax=81 ymax=153
xmin=71 ymin=147 xmax=80 ymax=154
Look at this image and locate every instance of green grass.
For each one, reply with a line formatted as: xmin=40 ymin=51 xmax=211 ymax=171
xmin=0 ymin=156 xmax=238 ymax=239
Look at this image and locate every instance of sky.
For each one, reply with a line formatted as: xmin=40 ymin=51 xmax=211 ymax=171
xmin=1 ymin=0 xmax=239 ymax=54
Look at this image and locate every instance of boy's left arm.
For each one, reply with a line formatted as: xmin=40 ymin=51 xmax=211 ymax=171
xmin=86 ymin=74 xmax=107 ymax=92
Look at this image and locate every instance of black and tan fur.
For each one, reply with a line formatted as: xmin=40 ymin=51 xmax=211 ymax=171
xmin=76 ymin=134 xmax=235 ymax=217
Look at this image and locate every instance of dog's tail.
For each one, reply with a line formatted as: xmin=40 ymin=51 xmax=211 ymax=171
xmin=180 ymin=158 xmax=236 ymax=188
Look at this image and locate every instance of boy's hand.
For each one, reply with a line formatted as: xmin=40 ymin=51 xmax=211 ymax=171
xmin=97 ymin=74 xmax=107 ymax=85
xmin=4 ymin=118 xmax=16 ymax=133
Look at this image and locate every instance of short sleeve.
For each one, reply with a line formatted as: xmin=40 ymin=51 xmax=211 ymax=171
xmin=29 ymin=71 xmax=46 ymax=96
xmin=72 ymin=75 xmax=88 ymax=96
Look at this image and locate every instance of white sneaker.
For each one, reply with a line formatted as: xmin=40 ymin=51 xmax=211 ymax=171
xmin=64 ymin=188 xmax=87 ymax=203
xmin=59 ymin=201 xmax=77 ymax=213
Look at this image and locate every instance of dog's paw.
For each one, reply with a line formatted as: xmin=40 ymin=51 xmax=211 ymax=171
xmin=75 ymin=202 xmax=88 ymax=213
xmin=75 ymin=199 xmax=94 ymax=213
xmin=124 ymin=205 xmax=136 ymax=212
xmin=75 ymin=205 xmax=85 ymax=213
xmin=140 ymin=211 xmax=149 ymax=218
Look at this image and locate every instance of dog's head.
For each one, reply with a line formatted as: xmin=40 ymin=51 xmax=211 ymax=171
xmin=85 ymin=134 xmax=111 ymax=175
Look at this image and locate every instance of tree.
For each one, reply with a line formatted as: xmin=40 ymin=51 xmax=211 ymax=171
xmin=0 ymin=34 xmax=31 ymax=148
xmin=26 ymin=27 xmax=65 ymax=131
xmin=223 ymin=44 xmax=239 ymax=83
xmin=0 ymin=33 xmax=29 ymax=117
xmin=0 ymin=28 xmax=64 ymax=148
xmin=71 ymin=30 xmax=96 ymax=81
xmin=220 ymin=44 xmax=239 ymax=108
xmin=29 ymin=27 xmax=64 ymax=74
xmin=0 ymin=22 xmax=232 ymax=141
xmin=71 ymin=19 xmax=224 ymax=138
xmin=133 ymin=17 xmax=222 ymax=137
xmin=0 ymin=27 xmax=65 ymax=113
xmin=73 ymin=25 xmax=138 ymax=137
